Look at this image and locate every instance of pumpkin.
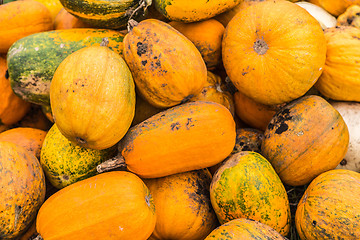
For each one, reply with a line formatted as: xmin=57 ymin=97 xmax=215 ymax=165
xmin=222 ymin=0 xmax=326 ymax=105
xmin=295 ymin=1 xmax=337 ymax=29
xmin=97 ymin=101 xmax=236 ymax=178
xmin=0 ymin=55 xmax=31 ymax=126
xmin=337 ymin=5 xmax=360 ymax=28
xmin=123 ymin=18 xmax=207 ymax=108
xmin=169 ymin=19 xmax=225 ymax=69
xmin=0 ymin=0 xmax=53 ymax=53
xmin=308 ymin=0 xmax=360 ymax=16
xmin=54 ymin=8 xmax=91 ymax=30
xmin=315 ymin=26 xmax=360 ymax=102
xmin=59 ymin=0 xmax=150 ymax=29
xmin=12 ymin=104 xmax=53 ymax=131
xmin=154 ymin=0 xmax=243 ymax=22
xmin=19 ymin=220 xmax=37 ymax=240
xmin=50 ymin=44 xmax=135 ymax=150
xmin=36 ymin=171 xmax=156 ymax=240
xmin=204 ymin=218 xmax=286 ymax=240
xmin=261 ymin=95 xmax=349 ymax=186
xmin=144 ymin=169 xmax=218 ymax=240
xmin=0 ymin=127 xmax=47 ymax=159
xmin=210 ymin=151 xmax=291 ymax=236
xmin=295 ymin=169 xmax=360 ymax=239
xmin=27 ymin=0 xmax=63 ymax=21
xmin=0 ymin=141 xmax=46 ymax=239
xmin=190 ymin=71 xmax=235 ymax=116
xmin=40 ymin=124 xmax=116 ymax=189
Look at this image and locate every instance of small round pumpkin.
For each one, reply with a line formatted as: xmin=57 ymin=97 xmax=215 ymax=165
xmin=222 ymin=0 xmax=326 ymax=105
xmin=0 ymin=141 xmax=46 ymax=239
xmin=261 ymin=95 xmax=349 ymax=186
xmin=50 ymin=44 xmax=136 ymax=150
xmin=144 ymin=169 xmax=218 ymax=240
xmin=295 ymin=169 xmax=360 ymax=239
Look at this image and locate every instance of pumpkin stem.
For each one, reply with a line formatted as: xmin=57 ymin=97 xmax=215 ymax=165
xmin=96 ymin=154 xmax=126 ymax=173
xmin=126 ymin=0 xmax=151 ymax=31
xmin=0 ymin=0 xmax=3 ymax=5
xmin=253 ymin=38 xmax=268 ymax=55
xmin=100 ymin=37 xmax=109 ymax=47
xmin=127 ymin=19 xmax=139 ymax=32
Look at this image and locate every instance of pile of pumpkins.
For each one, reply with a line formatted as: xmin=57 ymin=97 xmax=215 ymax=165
xmin=1 ymin=0 xmax=360 ymax=239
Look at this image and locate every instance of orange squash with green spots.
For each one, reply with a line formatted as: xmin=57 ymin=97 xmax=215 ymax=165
xmin=145 ymin=169 xmax=218 ymax=240
xmin=210 ymin=151 xmax=291 ymax=236
xmin=295 ymin=169 xmax=360 ymax=239
xmin=0 ymin=141 xmax=46 ymax=239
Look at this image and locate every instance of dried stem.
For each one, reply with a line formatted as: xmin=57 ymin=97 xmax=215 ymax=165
xmin=97 ymin=154 xmax=126 ymax=173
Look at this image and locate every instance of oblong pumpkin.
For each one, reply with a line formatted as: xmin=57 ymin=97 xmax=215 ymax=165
xmin=204 ymin=218 xmax=286 ymax=240
xmin=50 ymin=45 xmax=135 ymax=150
xmin=261 ymin=95 xmax=349 ymax=186
xmin=36 ymin=171 xmax=156 ymax=240
xmin=98 ymin=101 xmax=236 ymax=178
xmin=0 ymin=0 xmax=53 ymax=53
xmin=222 ymin=0 xmax=326 ymax=105
xmin=123 ymin=19 xmax=207 ymax=108
xmin=7 ymin=28 xmax=125 ymax=106
xmin=210 ymin=151 xmax=291 ymax=236
xmin=295 ymin=169 xmax=360 ymax=239
xmin=0 ymin=141 xmax=46 ymax=239
xmin=145 ymin=169 xmax=218 ymax=240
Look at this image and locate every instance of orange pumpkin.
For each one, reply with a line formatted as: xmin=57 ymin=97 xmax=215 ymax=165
xmin=0 ymin=0 xmax=53 ymax=53
xmin=36 ymin=171 xmax=156 ymax=240
xmin=261 ymin=95 xmax=349 ymax=186
xmin=13 ymin=104 xmax=53 ymax=131
xmin=0 ymin=55 xmax=31 ymax=126
xmin=309 ymin=0 xmax=360 ymax=16
xmin=222 ymin=0 xmax=326 ymax=105
xmin=54 ymin=8 xmax=91 ymax=30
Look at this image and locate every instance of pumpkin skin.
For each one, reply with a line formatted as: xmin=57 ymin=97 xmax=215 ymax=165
xmin=261 ymin=95 xmax=349 ymax=186
xmin=204 ymin=218 xmax=286 ymax=240
xmin=337 ymin=5 xmax=360 ymax=28
xmin=0 ymin=55 xmax=31 ymax=126
xmin=154 ymin=0 xmax=243 ymax=22
xmin=222 ymin=0 xmax=326 ymax=105
xmin=0 ymin=0 xmax=53 ymax=53
xmin=54 ymin=8 xmax=91 ymax=30
xmin=315 ymin=26 xmax=360 ymax=102
xmin=169 ymin=19 xmax=225 ymax=69
xmin=0 ymin=127 xmax=47 ymax=159
xmin=210 ymin=151 xmax=291 ymax=236
xmin=50 ymin=45 xmax=135 ymax=150
xmin=101 ymin=101 xmax=236 ymax=178
xmin=36 ymin=171 xmax=156 ymax=240
xmin=123 ymin=19 xmax=207 ymax=108
xmin=0 ymin=141 xmax=46 ymax=239
xmin=144 ymin=169 xmax=218 ymax=240
xmin=295 ymin=169 xmax=360 ymax=239
xmin=40 ymin=124 xmax=116 ymax=189
xmin=309 ymin=0 xmax=360 ymax=16
xmin=27 ymin=0 xmax=63 ymax=21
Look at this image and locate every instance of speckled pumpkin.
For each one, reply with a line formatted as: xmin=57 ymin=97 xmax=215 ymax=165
xmin=295 ymin=169 xmax=360 ymax=239
xmin=145 ymin=169 xmax=218 ymax=240
xmin=204 ymin=218 xmax=286 ymax=240
xmin=0 ymin=141 xmax=46 ymax=239
xmin=123 ymin=19 xmax=207 ymax=108
xmin=40 ymin=124 xmax=116 ymax=189
xmin=222 ymin=0 xmax=326 ymax=105
xmin=337 ymin=5 xmax=360 ymax=28
xmin=210 ymin=151 xmax=291 ymax=236
xmin=50 ymin=45 xmax=135 ymax=150
xmin=261 ymin=95 xmax=349 ymax=186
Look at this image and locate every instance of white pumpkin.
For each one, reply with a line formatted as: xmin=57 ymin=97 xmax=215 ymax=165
xmin=295 ymin=2 xmax=337 ymax=29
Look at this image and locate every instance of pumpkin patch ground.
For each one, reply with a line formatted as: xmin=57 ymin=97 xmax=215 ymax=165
xmin=1 ymin=0 xmax=359 ymax=239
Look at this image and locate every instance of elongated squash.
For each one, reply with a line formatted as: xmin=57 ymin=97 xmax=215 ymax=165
xmin=98 ymin=101 xmax=236 ymax=178
xmin=7 ymin=28 xmax=125 ymax=106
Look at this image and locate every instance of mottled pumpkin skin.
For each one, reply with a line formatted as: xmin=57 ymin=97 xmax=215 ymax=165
xmin=0 ymin=127 xmax=47 ymax=159
xmin=315 ymin=26 xmax=360 ymax=102
xmin=36 ymin=171 xmax=156 ymax=240
xmin=0 ymin=0 xmax=53 ymax=53
xmin=145 ymin=169 xmax=218 ymax=240
xmin=295 ymin=169 xmax=360 ymax=239
xmin=50 ymin=45 xmax=135 ymax=150
xmin=0 ymin=55 xmax=31 ymax=126
xmin=204 ymin=218 xmax=286 ymax=240
xmin=0 ymin=141 xmax=46 ymax=239
xmin=119 ymin=101 xmax=236 ymax=178
xmin=54 ymin=8 xmax=91 ymax=30
xmin=222 ymin=0 xmax=326 ymax=105
xmin=40 ymin=124 xmax=116 ymax=189
xmin=123 ymin=19 xmax=207 ymax=108
xmin=154 ymin=0 xmax=243 ymax=22
xmin=261 ymin=95 xmax=349 ymax=186
xmin=210 ymin=151 xmax=291 ymax=236
xmin=309 ymin=0 xmax=360 ymax=16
